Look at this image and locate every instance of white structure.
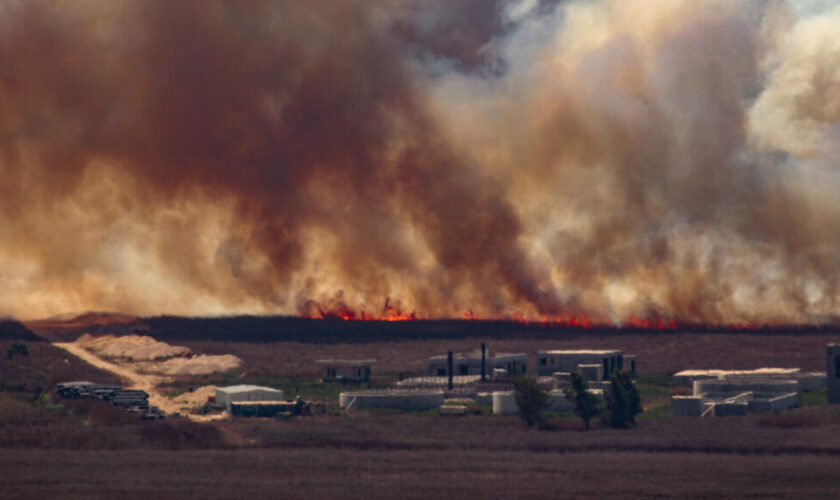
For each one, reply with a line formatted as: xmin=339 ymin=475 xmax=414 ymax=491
xmin=396 ymin=375 xmax=481 ymax=388
xmin=673 ymin=376 xmax=800 ymax=417
xmin=339 ymin=390 xmax=444 ymax=411
xmin=674 ymin=368 xmax=825 ymax=392
xmin=492 ymin=391 xmax=517 ymax=415
xmin=316 ymin=359 xmax=376 ymax=382
xmin=215 ymin=385 xmax=284 ymax=411
xmin=427 ymin=350 xmax=526 ymax=377
xmin=439 ymin=405 xmax=468 ymax=416
xmin=828 ymin=344 xmax=840 ymax=404
xmin=674 ymin=368 xmax=799 ymax=386
xmin=536 ymin=350 xmax=625 ymax=379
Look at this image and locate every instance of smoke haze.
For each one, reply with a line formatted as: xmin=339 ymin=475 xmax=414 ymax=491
xmin=1 ymin=0 xmax=839 ymax=324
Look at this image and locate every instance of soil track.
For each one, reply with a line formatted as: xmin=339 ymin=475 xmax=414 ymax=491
xmin=53 ymin=342 xmax=222 ymax=422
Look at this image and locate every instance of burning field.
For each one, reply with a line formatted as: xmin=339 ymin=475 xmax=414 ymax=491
xmin=1 ymin=0 xmax=840 ymax=328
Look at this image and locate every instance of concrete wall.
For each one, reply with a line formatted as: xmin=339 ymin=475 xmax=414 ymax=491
xmin=713 ymin=402 xmax=749 ymax=416
xmin=536 ymin=352 xmax=623 ymax=378
xmin=747 ymin=392 xmax=798 ymax=414
xmin=793 ymin=372 xmax=826 ymax=392
xmin=671 ymin=396 xmax=703 ymax=417
xmin=321 ymin=364 xmax=372 ymax=382
xmin=578 ymin=364 xmax=602 ymax=382
xmin=828 ymin=344 xmax=840 ymax=404
xmin=428 ymin=356 xmax=526 ymax=377
xmin=339 ymin=391 xmax=444 ymax=411
xmin=693 ymin=379 xmax=798 ymax=398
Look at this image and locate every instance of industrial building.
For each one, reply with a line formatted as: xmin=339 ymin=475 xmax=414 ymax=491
xmin=672 ymin=377 xmax=799 ymax=417
xmin=427 ymin=350 xmax=526 ymax=377
xmin=536 ymin=349 xmax=630 ymax=379
xmin=315 ymin=358 xmax=376 ymax=382
xmin=672 ymin=368 xmax=825 ymax=392
xmin=215 ymin=385 xmax=284 ymax=412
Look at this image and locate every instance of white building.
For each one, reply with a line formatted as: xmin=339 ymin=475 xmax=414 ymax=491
xmin=427 ymin=350 xmax=526 ymax=377
xmin=215 ymin=385 xmax=284 ymax=412
xmin=316 ymin=359 xmax=376 ymax=382
xmin=673 ymin=368 xmax=825 ymax=392
xmin=536 ymin=350 xmax=627 ymax=379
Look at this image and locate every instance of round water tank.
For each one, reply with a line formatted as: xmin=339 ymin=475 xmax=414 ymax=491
xmin=492 ymin=391 xmax=517 ymax=415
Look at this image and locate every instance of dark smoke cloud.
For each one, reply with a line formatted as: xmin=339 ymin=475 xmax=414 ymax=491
xmin=0 ymin=0 xmax=839 ymax=324
xmin=0 ymin=0 xmax=560 ymax=319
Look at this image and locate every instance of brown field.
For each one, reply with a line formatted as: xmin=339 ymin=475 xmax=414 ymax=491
xmin=4 ymin=447 xmax=840 ymax=500
xmin=179 ymin=331 xmax=839 ymax=379
xmin=4 ymin=410 xmax=840 ymax=499
xmin=5 ymin=320 xmax=840 ymax=499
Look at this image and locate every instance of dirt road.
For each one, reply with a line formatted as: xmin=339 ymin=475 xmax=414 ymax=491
xmin=53 ymin=342 xmax=224 ymax=421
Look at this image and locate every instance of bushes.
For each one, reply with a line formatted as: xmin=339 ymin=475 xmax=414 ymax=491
xmin=560 ymin=370 xmax=642 ymax=430
xmin=513 ymin=376 xmax=549 ymax=428
xmin=601 ymin=371 xmax=642 ymax=429
xmin=6 ymin=342 xmax=29 ymax=360
xmin=564 ymin=373 xmax=599 ymax=430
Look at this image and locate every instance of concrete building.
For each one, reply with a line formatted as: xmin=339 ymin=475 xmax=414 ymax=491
xmin=828 ymin=344 xmax=840 ymax=404
xmin=316 ymin=359 xmax=376 ymax=383
xmin=536 ymin=350 xmax=625 ymax=379
xmin=215 ymin=385 xmax=284 ymax=412
xmin=672 ymin=376 xmax=800 ymax=417
xmin=427 ymin=350 xmax=526 ymax=377
xmin=671 ymin=396 xmax=703 ymax=417
xmin=673 ymin=368 xmax=825 ymax=392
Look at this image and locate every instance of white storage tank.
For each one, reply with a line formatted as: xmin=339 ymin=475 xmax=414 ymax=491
xmin=492 ymin=391 xmax=517 ymax=415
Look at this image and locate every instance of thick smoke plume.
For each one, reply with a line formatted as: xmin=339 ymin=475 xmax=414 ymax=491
xmin=1 ymin=0 xmax=839 ymax=324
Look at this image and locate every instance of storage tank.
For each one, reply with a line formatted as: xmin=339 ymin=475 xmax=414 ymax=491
xmin=492 ymin=391 xmax=517 ymax=415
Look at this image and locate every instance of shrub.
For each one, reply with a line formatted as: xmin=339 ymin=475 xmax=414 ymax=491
xmin=564 ymin=373 xmax=599 ymax=430
xmin=601 ymin=370 xmax=641 ymax=429
xmin=6 ymin=342 xmax=28 ymax=360
xmin=513 ymin=376 xmax=549 ymax=428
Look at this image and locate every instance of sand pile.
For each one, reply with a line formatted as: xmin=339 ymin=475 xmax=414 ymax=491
xmin=140 ymin=354 xmax=242 ymax=376
xmin=169 ymin=385 xmax=217 ymax=408
xmin=76 ymin=333 xmax=190 ymax=360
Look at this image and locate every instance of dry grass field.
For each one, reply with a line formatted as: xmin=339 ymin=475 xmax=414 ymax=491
xmin=5 ymin=447 xmax=840 ymax=499
xmin=178 ymin=330 xmax=838 ymax=380
xmin=5 ymin=318 xmax=840 ymax=498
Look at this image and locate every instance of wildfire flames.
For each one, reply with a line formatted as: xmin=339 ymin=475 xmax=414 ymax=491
xmin=2 ymin=1 xmax=840 ymax=326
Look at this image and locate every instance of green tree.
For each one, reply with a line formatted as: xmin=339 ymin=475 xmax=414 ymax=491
xmin=601 ymin=370 xmax=641 ymax=429
xmin=6 ymin=342 xmax=28 ymax=360
xmin=564 ymin=372 xmax=599 ymax=430
xmin=512 ymin=376 xmax=549 ymax=428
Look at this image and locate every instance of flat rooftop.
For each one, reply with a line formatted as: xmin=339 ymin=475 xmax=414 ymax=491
xmin=217 ymin=385 xmax=284 ymax=394
xmin=538 ymin=350 xmax=623 ymax=355
xmin=674 ymin=368 xmax=800 ymax=377
xmin=428 ymin=351 xmax=526 ymax=361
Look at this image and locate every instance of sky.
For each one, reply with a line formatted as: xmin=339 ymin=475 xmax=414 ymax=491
xmin=1 ymin=0 xmax=839 ymax=324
